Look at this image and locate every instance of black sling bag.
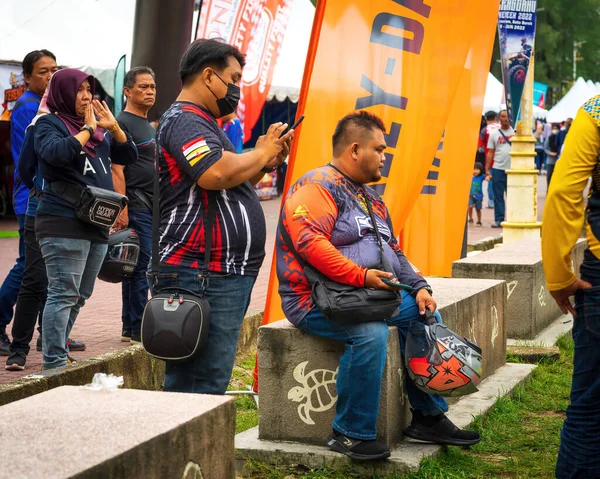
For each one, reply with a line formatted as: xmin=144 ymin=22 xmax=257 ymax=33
xmin=280 ymin=188 xmax=401 ymax=325
xmin=141 ymin=141 xmax=215 ymax=362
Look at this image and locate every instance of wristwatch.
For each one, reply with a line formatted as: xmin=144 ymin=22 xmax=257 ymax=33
xmin=79 ymin=125 xmax=94 ymax=137
xmin=419 ymin=286 xmax=433 ymax=296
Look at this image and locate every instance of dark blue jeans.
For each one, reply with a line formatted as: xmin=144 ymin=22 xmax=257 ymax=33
xmin=491 ymin=168 xmax=507 ymax=224
xmin=0 ymin=214 xmax=25 ymax=328
xmin=555 ymin=250 xmax=600 ymax=479
xmin=121 ymin=209 xmax=152 ymax=334
xmin=297 ymin=290 xmax=448 ymax=440
xmin=152 ymin=265 xmax=256 ymax=395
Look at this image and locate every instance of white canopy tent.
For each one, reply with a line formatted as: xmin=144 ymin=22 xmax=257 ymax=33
xmin=482 ymin=73 xmax=504 ymax=113
xmin=0 ymin=0 xmax=314 ymax=104
xmin=482 ymin=73 xmax=547 ymax=119
xmin=267 ymin=0 xmax=315 ymax=102
xmin=0 ymin=0 xmax=137 ymax=97
xmin=547 ymin=77 xmax=598 ymax=123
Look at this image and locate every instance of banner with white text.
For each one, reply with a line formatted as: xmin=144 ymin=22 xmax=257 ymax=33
xmin=197 ymin=0 xmax=293 ymax=140
xmin=498 ymin=0 xmax=537 ymax=126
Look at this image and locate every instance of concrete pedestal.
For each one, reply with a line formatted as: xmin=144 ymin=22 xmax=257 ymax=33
xmin=0 ymin=386 xmax=235 ymax=479
xmin=452 ymin=238 xmax=586 ymax=339
xmin=257 ymin=278 xmax=506 ymax=447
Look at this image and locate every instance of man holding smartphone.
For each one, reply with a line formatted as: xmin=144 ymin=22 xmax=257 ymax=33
xmin=154 ymin=39 xmax=293 ymax=395
xmin=275 ymin=111 xmax=480 ymax=462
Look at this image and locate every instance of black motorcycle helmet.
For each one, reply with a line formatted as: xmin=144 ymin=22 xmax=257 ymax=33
xmin=98 ymin=228 xmax=140 ymax=283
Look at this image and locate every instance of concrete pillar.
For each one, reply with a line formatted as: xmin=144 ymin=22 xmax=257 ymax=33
xmin=502 ymin=54 xmax=542 ymax=243
xmin=131 ymin=0 xmax=195 ymax=122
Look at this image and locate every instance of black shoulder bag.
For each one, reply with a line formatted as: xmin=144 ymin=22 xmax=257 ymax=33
xmin=280 ymin=189 xmax=401 ymax=325
xmin=141 ymin=145 xmax=214 ymax=362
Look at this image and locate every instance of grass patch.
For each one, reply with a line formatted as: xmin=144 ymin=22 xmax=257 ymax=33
xmin=237 ymin=336 xmax=574 ymax=478
xmin=230 ymin=352 xmax=259 ymax=434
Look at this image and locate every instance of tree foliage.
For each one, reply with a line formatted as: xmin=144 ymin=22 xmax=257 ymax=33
xmin=490 ymin=0 xmax=600 ymax=105
xmin=307 ymin=0 xmax=598 ymax=106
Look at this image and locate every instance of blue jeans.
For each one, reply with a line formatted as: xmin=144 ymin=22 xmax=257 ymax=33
xmin=487 ymin=177 xmax=494 ymax=203
xmin=121 ymin=209 xmax=152 ymax=333
xmin=0 ymin=214 xmax=25 ymax=328
xmin=153 ymin=265 xmax=256 ymax=394
xmin=297 ymin=290 xmax=448 ymax=440
xmin=555 ymin=250 xmax=600 ymax=479
xmin=39 ymin=237 xmax=107 ymax=369
xmin=491 ymin=168 xmax=507 ymax=224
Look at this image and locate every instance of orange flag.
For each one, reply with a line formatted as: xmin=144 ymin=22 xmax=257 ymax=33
xmin=402 ymin=1 xmax=500 ymax=276
xmin=261 ymin=0 xmax=494 ymax=329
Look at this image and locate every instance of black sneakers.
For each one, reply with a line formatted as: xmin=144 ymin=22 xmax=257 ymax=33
xmin=326 ymin=430 xmax=390 ymax=461
xmin=130 ymin=331 xmax=141 ymax=344
xmin=5 ymin=351 xmax=26 ymax=371
xmin=36 ymin=337 xmax=86 ymax=352
xmin=0 ymin=329 xmax=10 ymax=356
xmin=403 ymin=409 xmax=481 ymax=446
xmin=121 ymin=329 xmax=132 ymax=342
xmin=66 ymin=338 xmax=86 ymax=351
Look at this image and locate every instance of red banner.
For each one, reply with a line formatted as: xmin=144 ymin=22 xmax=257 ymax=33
xmin=197 ymin=0 xmax=293 ymax=140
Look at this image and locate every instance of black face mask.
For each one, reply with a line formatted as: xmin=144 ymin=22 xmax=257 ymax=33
xmin=208 ymin=71 xmax=240 ymax=118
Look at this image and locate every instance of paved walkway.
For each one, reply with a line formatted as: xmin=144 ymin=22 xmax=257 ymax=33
xmin=0 ymin=176 xmax=548 ymax=383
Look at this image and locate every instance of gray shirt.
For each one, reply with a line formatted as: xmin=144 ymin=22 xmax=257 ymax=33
xmin=487 ymin=127 xmax=514 ymax=170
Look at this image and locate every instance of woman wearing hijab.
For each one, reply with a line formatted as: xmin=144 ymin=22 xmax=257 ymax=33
xmin=34 ymin=68 xmax=137 ymax=370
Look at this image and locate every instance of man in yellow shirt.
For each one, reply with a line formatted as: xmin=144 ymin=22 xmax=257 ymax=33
xmin=541 ymin=95 xmax=600 ymax=479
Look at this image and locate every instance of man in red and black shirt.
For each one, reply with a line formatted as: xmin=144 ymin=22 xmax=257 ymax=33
xmin=155 ymin=39 xmax=293 ymax=394
xmin=276 ymin=112 xmax=480 ymax=461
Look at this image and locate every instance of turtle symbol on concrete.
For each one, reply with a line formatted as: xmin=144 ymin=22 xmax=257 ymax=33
xmin=287 ymin=361 xmax=338 ymax=425
xmin=181 ymin=461 xmax=204 ymax=479
xmin=538 ymin=285 xmax=547 ymax=307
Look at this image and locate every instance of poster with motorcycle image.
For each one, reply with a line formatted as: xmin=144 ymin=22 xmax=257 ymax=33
xmin=498 ymin=0 xmax=537 ymax=126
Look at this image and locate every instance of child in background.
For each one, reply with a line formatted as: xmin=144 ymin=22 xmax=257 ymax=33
xmin=469 ymin=162 xmax=485 ymax=226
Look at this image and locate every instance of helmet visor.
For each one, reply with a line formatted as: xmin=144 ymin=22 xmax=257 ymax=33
xmin=107 ymin=243 xmax=140 ymax=265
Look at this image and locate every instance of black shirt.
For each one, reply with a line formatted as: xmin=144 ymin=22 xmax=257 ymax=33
xmin=117 ymin=111 xmax=156 ymax=211
xmin=34 ymin=113 xmax=137 ymax=242
xmin=156 ymin=101 xmax=266 ymax=276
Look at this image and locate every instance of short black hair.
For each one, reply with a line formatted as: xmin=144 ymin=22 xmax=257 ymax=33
xmin=179 ymin=38 xmax=245 ymax=86
xmin=22 ymin=49 xmax=56 ymax=76
xmin=124 ymin=66 xmax=156 ymax=89
xmin=332 ymin=111 xmax=386 ymax=157
xmin=484 ymin=110 xmax=497 ymax=121
xmin=474 ymin=162 xmax=484 ymax=171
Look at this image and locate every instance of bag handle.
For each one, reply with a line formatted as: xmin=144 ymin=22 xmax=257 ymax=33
xmin=362 ymin=189 xmax=391 ymax=272
xmin=498 ymin=129 xmax=512 ymax=146
xmin=150 ymin=128 xmax=216 ymax=288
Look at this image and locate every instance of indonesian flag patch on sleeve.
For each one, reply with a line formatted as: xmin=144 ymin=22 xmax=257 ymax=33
xmin=181 ymin=137 xmax=211 ymax=166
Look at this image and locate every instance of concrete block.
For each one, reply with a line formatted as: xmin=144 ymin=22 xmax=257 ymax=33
xmin=238 ymin=363 xmax=536 ymax=477
xmin=0 ymin=386 xmax=235 ymax=479
xmin=452 ymin=238 xmax=586 ymax=339
xmin=258 ymin=277 xmax=506 ymax=447
xmin=257 ymin=320 xmax=409 ymax=447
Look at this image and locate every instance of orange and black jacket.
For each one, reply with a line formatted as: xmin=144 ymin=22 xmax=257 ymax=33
xmin=276 ymin=164 xmax=428 ymax=325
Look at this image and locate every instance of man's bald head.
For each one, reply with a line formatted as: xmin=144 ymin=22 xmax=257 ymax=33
xmin=332 ymin=111 xmax=386 ymax=158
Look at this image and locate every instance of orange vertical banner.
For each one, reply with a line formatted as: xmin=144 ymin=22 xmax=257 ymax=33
xmin=197 ymin=0 xmax=293 ymax=140
xmin=402 ymin=1 xmax=500 ymax=276
xmin=262 ymin=0 xmax=494 ymax=327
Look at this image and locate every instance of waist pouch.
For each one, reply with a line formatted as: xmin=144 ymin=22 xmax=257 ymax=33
xmin=48 ymin=181 xmax=128 ymax=228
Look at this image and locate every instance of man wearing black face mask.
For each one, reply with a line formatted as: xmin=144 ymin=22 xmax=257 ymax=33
xmin=154 ymin=39 xmax=294 ymax=395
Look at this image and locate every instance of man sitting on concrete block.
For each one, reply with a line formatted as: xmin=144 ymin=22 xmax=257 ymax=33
xmin=275 ymin=111 xmax=480 ymax=462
